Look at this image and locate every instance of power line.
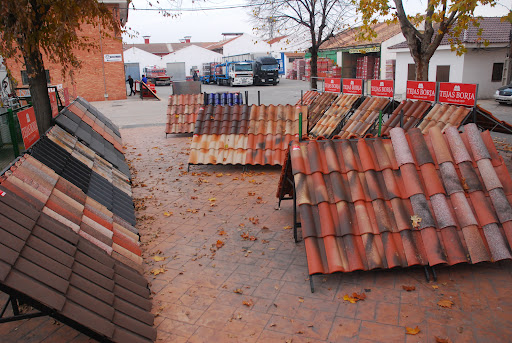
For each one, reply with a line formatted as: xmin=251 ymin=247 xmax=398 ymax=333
xmin=130 ymin=3 xmax=260 ymax=11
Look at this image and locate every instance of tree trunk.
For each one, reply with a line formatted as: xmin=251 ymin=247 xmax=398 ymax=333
xmin=414 ymin=56 xmax=430 ymax=81
xmin=23 ymin=47 xmax=52 ymax=136
xmin=310 ymin=47 xmax=318 ymax=90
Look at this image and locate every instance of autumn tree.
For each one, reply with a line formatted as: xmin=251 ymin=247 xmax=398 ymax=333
xmin=0 ymin=1 xmax=123 ymax=135
xmin=250 ymin=0 xmax=356 ymax=89
xmin=354 ymin=0 xmax=512 ymax=81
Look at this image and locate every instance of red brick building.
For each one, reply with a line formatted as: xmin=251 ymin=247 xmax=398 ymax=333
xmin=6 ymin=0 xmax=129 ymax=102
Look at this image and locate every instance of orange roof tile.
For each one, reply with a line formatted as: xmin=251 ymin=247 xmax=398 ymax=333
xmin=166 ymin=94 xmax=204 ymax=134
xmin=283 ymin=123 xmax=512 ymax=275
xmin=310 ymin=94 xmax=361 ymax=138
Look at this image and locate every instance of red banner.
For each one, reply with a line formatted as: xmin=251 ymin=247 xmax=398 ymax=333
xmin=63 ymin=88 xmax=70 ymax=106
xmin=17 ymin=107 xmax=40 ymax=149
xmin=370 ymin=79 xmax=394 ymax=97
xmin=406 ymin=81 xmax=436 ymax=101
xmin=49 ymin=91 xmax=58 ymax=118
xmin=438 ymin=82 xmax=477 ymax=106
xmin=325 ymin=78 xmax=341 ymax=93
xmin=342 ymin=78 xmax=363 ymax=95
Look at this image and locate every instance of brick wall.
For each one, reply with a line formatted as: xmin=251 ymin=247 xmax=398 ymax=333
xmin=6 ymin=7 xmax=126 ymax=102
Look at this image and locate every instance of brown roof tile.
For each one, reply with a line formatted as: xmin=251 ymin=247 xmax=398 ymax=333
xmin=284 ymin=123 xmax=512 ymax=275
xmin=307 ymin=92 xmax=338 ymax=129
xmin=381 ymin=100 xmax=431 ymax=136
xmin=0 ymin=184 xmax=155 ymax=342
xmin=321 ymin=22 xmax=403 ymax=50
xmin=310 ymin=94 xmax=361 ymax=138
xmin=189 ymin=104 xmax=307 ymax=166
xmin=166 ymin=94 xmax=204 ymax=134
xmin=417 ymin=103 xmax=471 ymax=133
xmin=295 ymin=91 xmax=320 ymax=106
xmin=337 ymin=97 xmax=391 ymax=138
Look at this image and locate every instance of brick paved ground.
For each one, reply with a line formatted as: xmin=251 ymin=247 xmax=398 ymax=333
xmin=3 ymin=125 xmax=512 ymax=342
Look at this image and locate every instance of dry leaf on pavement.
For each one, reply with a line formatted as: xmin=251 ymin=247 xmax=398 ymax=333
xmin=434 ymin=336 xmax=451 ymax=343
xmin=150 ymin=267 xmax=166 ymax=276
xmin=437 ymin=299 xmax=454 ymax=308
xmin=152 ymin=256 xmax=167 ymax=262
xmin=163 ymin=211 xmax=173 ymax=217
xmin=405 ymin=326 xmax=421 ymax=335
xmin=216 ymin=240 xmax=224 ymax=248
xmin=402 ymin=285 xmax=416 ymax=292
xmin=242 ymin=299 xmax=254 ymax=307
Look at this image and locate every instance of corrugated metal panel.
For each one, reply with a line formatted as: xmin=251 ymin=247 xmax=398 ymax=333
xmin=285 ymin=123 xmax=512 ymax=275
xmin=189 ymin=104 xmax=307 ymax=166
xmin=310 ymin=94 xmax=360 ymax=138
xmin=337 ymin=97 xmax=390 ymax=138
xmin=165 ymin=94 xmax=204 ymax=134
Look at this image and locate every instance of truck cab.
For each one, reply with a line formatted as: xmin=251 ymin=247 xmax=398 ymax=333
xmin=252 ymin=57 xmax=279 ymax=85
xmin=227 ymin=62 xmax=253 ymax=86
xmin=144 ymin=66 xmax=171 ymax=86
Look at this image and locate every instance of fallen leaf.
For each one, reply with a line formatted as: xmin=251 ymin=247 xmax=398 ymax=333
xmin=405 ymin=326 xmax=421 ymax=335
xmin=152 ymin=256 xmax=167 ymax=262
xmin=150 ymin=267 xmax=166 ymax=276
xmin=233 ymin=288 xmax=243 ymax=294
xmin=298 ymin=297 xmax=304 ymax=303
xmin=216 ymin=240 xmax=224 ymax=249
xmin=437 ymin=299 xmax=454 ymax=308
xmin=218 ymin=230 xmax=227 ymax=236
xmin=242 ymin=299 xmax=254 ymax=307
xmin=461 ymin=177 xmax=469 ymax=191
xmin=296 ymin=331 xmax=304 ymax=334
xmin=411 ymin=214 xmax=422 ymax=228
xmin=270 ymin=323 xmax=276 ymax=327
xmin=283 ymin=225 xmax=292 ymax=230
xmin=248 ymin=192 xmax=256 ymax=196
xmin=241 ymin=232 xmax=250 ymax=240
xmin=262 ymin=226 xmax=269 ymax=230
xmin=432 ymin=285 xmax=439 ymax=289
xmin=434 ymin=336 xmax=451 ymax=343
xmin=208 ymin=197 xmax=216 ymax=202
xmin=402 ymin=285 xmax=416 ymax=292
xmin=163 ymin=211 xmax=173 ymax=217
xmin=216 ymin=173 xmax=224 ymax=177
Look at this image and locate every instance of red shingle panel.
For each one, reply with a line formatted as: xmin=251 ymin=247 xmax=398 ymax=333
xmin=288 ymin=123 xmax=512 ymax=275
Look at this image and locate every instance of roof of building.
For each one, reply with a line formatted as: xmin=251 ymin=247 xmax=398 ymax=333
xmin=284 ymin=123 xmax=512 ymax=275
xmin=205 ymin=36 xmax=242 ymax=51
xmin=267 ymin=35 xmax=288 ymax=45
xmin=123 ymin=42 xmax=215 ymax=54
xmin=321 ymin=22 xmax=403 ymax=50
xmin=389 ymin=16 xmax=512 ymax=49
xmin=189 ymin=104 xmax=307 ymax=166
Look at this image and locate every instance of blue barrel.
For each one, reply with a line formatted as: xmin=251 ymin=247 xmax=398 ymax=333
xmin=227 ymin=93 xmax=234 ymax=106
xmin=208 ymin=93 xmax=214 ymax=105
xmin=234 ymin=93 xmax=240 ymax=105
xmin=214 ymin=93 xmax=221 ymax=105
xmin=220 ymin=92 xmax=227 ymax=105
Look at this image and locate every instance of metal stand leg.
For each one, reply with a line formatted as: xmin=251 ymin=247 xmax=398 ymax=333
xmin=0 ymin=296 xmax=46 ymax=324
xmin=431 ymin=266 xmax=437 ymax=282
xmin=310 ymin=276 xmax=315 ymax=293
xmin=187 ymin=164 xmax=190 ymax=173
xmin=423 ymin=266 xmax=430 ymax=282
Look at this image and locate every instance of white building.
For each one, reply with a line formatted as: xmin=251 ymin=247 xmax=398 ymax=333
xmin=390 ymin=17 xmax=511 ymax=99
xmin=162 ymin=45 xmax=223 ymax=80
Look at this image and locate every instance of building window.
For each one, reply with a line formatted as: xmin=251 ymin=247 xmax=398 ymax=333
xmin=21 ymin=70 xmax=50 ymax=85
xmin=436 ymin=65 xmax=450 ymax=82
xmin=407 ymin=64 xmax=416 ymax=80
xmin=492 ymin=63 xmax=504 ymax=82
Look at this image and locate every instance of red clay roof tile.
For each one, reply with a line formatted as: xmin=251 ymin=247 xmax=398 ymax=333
xmin=284 ymin=123 xmax=512 ymax=276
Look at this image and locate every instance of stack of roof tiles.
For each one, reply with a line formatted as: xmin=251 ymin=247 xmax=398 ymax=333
xmin=337 ymin=97 xmax=390 ymax=138
xmin=286 ymin=123 xmax=512 ymax=275
xmin=30 ymin=125 xmax=136 ymax=225
xmin=309 ymin=94 xmax=360 ymax=138
xmin=380 ymin=100 xmax=431 ymax=136
xmin=417 ymin=103 xmax=471 ymax=133
xmin=1 ymin=154 xmax=141 ymax=269
xmin=295 ymin=90 xmax=320 ymax=106
xmin=189 ymin=104 xmax=307 ymax=166
xmin=474 ymin=105 xmax=512 ymax=134
xmin=307 ymin=92 xmax=337 ymax=129
xmin=0 ymin=181 xmax=155 ymax=342
xmin=55 ymin=97 xmax=129 ymax=177
xmin=165 ymin=94 xmax=204 ymax=134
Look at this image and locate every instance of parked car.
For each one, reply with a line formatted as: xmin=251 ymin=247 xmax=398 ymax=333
xmin=494 ymin=84 xmax=512 ymax=104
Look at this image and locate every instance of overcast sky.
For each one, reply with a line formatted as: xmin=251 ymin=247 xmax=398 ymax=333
xmin=123 ymin=0 xmax=511 ymax=44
